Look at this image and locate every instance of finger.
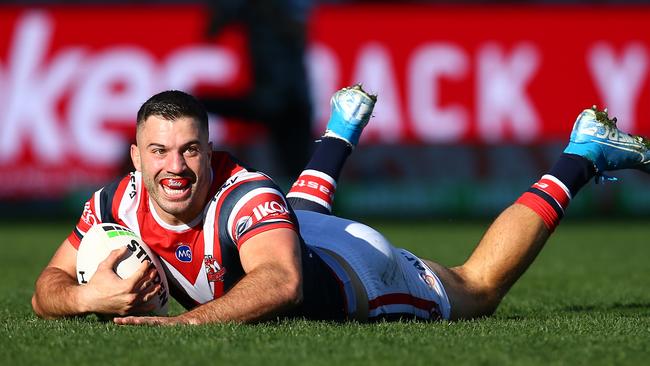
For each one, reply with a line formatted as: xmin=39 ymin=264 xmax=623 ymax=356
xmin=98 ymin=247 xmax=129 ymax=270
xmin=140 ymin=284 xmax=162 ymax=303
xmin=114 ymin=316 xmax=138 ymax=325
xmin=125 ymin=261 xmax=152 ymax=289
xmin=133 ymin=283 xmax=161 ymax=312
xmin=114 ymin=316 xmax=163 ymax=326
xmin=134 ymin=267 xmax=157 ymax=292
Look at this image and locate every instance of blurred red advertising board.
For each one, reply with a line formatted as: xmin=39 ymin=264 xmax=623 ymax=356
xmin=1 ymin=4 xmax=650 ymax=198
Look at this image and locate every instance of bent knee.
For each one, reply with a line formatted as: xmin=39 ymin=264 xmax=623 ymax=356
xmin=436 ymin=265 xmax=505 ymax=320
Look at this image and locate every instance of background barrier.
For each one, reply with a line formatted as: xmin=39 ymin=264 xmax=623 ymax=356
xmin=1 ymin=4 xmax=649 ymax=217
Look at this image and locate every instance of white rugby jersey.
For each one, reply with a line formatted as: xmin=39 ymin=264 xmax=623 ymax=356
xmin=68 ymin=152 xmax=315 ymax=310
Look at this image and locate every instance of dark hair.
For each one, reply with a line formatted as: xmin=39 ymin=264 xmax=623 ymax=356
xmin=136 ymin=90 xmax=209 ymax=134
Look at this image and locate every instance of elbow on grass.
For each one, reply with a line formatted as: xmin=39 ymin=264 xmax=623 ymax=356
xmin=281 ymin=273 xmax=303 ymax=309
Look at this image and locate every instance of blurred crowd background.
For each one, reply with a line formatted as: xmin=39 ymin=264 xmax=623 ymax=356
xmin=1 ymin=0 xmax=650 ymax=220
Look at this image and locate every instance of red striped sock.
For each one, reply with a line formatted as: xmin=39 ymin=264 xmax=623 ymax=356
xmin=286 ymin=170 xmax=337 ymax=213
xmin=516 ymin=174 xmax=571 ymax=232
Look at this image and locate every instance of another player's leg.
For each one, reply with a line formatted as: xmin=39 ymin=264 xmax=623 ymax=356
xmin=287 ymin=84 xmax=376 ymax=214
xmin=427 ymin=107 xmax=650 ymax=320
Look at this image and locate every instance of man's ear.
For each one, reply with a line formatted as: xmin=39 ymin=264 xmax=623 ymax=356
xmin=130 ymin=144 xmax=141 ymax=171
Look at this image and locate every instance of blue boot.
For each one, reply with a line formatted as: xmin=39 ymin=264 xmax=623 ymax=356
xmin=564 ymin=106 xmax=650 ymax=180
xmin=323 ymin=84 xmax=376 ymax=147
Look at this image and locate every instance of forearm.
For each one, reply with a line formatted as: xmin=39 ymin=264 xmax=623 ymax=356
xmin=32 ymin=267 xmax=88 ymax=319
xmin=178 ymin=263 xmax=302 ymax=324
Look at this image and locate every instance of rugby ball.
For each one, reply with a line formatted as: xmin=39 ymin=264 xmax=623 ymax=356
xmin=76 ymin=223 xmax=169 ymax=316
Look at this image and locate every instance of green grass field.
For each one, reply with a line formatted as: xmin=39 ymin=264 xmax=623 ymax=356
xmin=1 ymin=220 xmax=648 ymax=365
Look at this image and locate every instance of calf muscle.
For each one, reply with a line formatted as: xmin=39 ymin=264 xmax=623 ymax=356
xmin=428 ymin=204 xmax=551 ymax=320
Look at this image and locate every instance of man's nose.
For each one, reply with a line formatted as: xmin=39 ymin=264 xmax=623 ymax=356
xmin=167 ymin=152 xmax=187 ymax=173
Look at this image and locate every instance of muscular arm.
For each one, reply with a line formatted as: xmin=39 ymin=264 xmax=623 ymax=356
xmin=31 ymin=239 xmax=89 ymax=318
xmin=32 ymin=239 xmax=159 ymax=319
xmin=115 ymin=227 xmax=303 ymax=325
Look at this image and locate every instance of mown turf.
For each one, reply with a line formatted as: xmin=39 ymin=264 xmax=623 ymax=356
xmin=1 ymin=220 xmax=648 ymax=365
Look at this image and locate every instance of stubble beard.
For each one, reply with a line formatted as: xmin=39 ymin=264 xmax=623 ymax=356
xmin=144 ymin=173 xmax=197 ymax=222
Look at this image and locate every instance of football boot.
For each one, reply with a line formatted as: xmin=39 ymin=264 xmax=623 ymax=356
xmin=323 ymin=84 xmax=377 ymax=147
xmin=564 ymin=106 xmax=650 ymax=180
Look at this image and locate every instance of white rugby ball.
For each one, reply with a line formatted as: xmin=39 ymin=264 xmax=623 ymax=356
xmin=76 ymin=223 xmax=169 ymax=316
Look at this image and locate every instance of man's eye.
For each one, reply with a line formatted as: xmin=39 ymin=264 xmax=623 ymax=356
xmin=185 ymin=146 xmax=199 ymax=155
xmin=152 ymin=149 xmax=165 ymax=155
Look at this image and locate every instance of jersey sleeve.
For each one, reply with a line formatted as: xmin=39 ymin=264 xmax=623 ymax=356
xmin=67 ymin=192 xmax=102 ymax=249
xmin=66 ymin=175 xmax=130 ymax=249
xmin=218 ymin=172 xmax=297 ymax=249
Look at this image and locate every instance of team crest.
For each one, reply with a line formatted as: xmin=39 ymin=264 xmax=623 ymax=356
xmin=204 ymin=255 xmax=227 ymax=282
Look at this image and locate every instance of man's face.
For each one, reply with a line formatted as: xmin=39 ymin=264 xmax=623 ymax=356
xmin=131 ymin=115 xmax=212 ymax=225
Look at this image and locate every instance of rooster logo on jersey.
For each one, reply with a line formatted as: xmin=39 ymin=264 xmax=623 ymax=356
xmin=204 ymin=255 xmax=227 ymax=282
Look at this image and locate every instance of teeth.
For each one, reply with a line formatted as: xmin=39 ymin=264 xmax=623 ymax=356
xmin=160 ymin=179 xmax=189 ymax=195
xmin=162 ymin=185 xmax=187 ymax=196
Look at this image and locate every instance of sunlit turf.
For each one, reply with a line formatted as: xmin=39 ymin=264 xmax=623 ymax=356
xmin=1 ymin=220 xmax=648 ymax=365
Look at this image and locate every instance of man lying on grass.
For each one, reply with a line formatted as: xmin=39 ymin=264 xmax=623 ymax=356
xmin=32 ymin=85 xmax=650 ymax=324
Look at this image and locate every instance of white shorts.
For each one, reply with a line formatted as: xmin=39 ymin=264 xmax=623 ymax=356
xmin=296 ymin=210 xmax=451 ymax=321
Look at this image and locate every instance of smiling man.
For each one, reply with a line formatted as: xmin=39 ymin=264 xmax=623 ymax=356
xmin=31 ymin=88 xmax=367 ymax=322
xmin=134 ymin=109 xmax=213 ymax=225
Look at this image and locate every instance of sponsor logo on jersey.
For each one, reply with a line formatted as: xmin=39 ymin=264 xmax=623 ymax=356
xmin=81 ymin=201 xmax=97 ymax=226
xmin=215 ymin=176 xmax=239 ymax=199
xmin=292 ymin=178 xmax=333 ymax=196
xmin=252 ymin=200 xmax=289 ymax=221
xmin=229 ymin=188 xmax=294 ymax=242
xmin=128 ymin=173 xmax=137 ymax=199
xmin=175 ymin=244 xmax=192 ymax=263
xmin=235 ymin=216 xmax=253 ymax=239
xmin=204 ymin=255 xmax=226 ymax=282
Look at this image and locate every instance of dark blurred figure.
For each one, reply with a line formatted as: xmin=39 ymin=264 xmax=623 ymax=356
xmin=202 ymin=0 xmax=314 ymax=180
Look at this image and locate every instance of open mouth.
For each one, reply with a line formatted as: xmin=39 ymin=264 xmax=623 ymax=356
xmin=160 ymin=178 xmax=191 ymax=198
